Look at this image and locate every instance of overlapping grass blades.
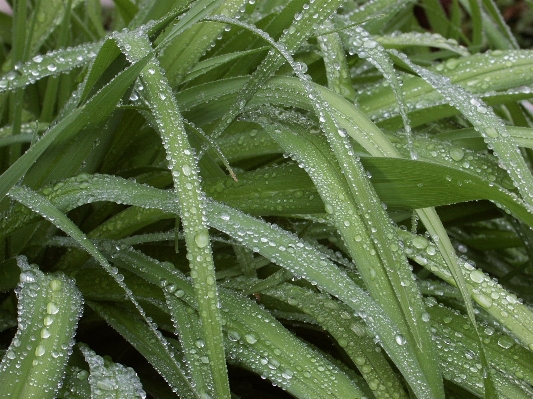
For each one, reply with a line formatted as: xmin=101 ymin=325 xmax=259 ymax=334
xmin=1 ymin=0 xmax=533 ymax=398
xmin=0 ymin=258 xmax=83 ymax=399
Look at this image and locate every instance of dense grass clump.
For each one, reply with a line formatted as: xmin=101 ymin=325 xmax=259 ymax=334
xmin=1 ymin=0 xmax=533 ymax=398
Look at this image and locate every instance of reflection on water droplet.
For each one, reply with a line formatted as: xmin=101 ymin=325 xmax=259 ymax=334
xmin=497 ymin=336 xmax=513 ymax=349
xmin=449 ymin=147 xmax=464 ymax=161
xmin=484 ymin=127 xmax=499 ymax=138
xmin=35 ymin=345 xmax=46 ymax=357
xmin=395 ymin=334 xmax=406 ymax=345
xmin=47 ymin=302 xmax=59 ymax=315
xmin=469 ymin=270 xmax=485 ymax=284
xmin=194 ymin=231 xmax=209 ymax=248
xmin=182 ymin=164 xmax=192 ymax=176
xmin=245 ymin=334 xmax=257 ymax=344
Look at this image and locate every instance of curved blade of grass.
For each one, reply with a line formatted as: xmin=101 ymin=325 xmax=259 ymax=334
xmin=155 ymin=0 xmax=226 ymax=49
xmin=206 ymin=199 xmax=438 ymax=399
xmin=87 ymin=301 xmax=198 ymax=399
xmin=342 ymin=25 xmax=414 ymax=156
xmin=342 ymin=0 xmax=415 ymax=33
xmin=0 ymin=46 xmax=152 ymax=201
xmin=78 ymin=343 xmax=146 ymax=399
xmin=375 ymin=31 xmax=469 ymax=56
xmin=481 ymin=0 xmax=519 ymax=49
xmin=156 ymin=0 xmax=246 ymax=84
xmin=0 ymin=257 xmax=83 ymax=399
xmin=6 ymin=184 xmax=195 ymax=395
xmin=358 ymin=50 xmax=533 ymax=127
xmin=182 ymin=46 xmax=269 ymax=83
xmin=164 ymin=291 xmax=215 ymax=399
xmin=399 ymin=228 xmax=533 ymax=351
xmin=317 ymin=20 xmax=356 ymax=101
xmin=258 ymin=283 xmax=409 ymax=399
xmin=257 ymin=118 xmax=442 ymax=398
xmin=426 ymin=299 xmax=533 ymax=387
xmin=102 ymin=244 xmax=368 ymax=398
xmin=206 ymin=0 xmax=346 ymax=141
xmin=427 ymin=300 xmax=533 ymax=397
xmin=117 ymin=32 xmax=230 ymax=399
xmin=0 ymin=42 xmax=101 ymax=93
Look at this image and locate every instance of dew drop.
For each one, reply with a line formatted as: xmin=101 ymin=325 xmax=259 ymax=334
xmin=47 ymin=302 xmax=59 ymax=315
xmin=469 ymin=270 xmax=485 ymax=284
xmin=395 ymin=334 xmax=406 ymax=345
xmin=449 ymin=147 xmax=464 ymax=161
xmin=49 ymin=279 xmax=62 ymax=291
xmin=194 ymin=232 xmax=209 ymax=248
xmin=182 ymin=164 xmax=192 ymax=176
xmin=35 ymin=345 xmax=46 ymax=357
xmin=245 ymin=334 xmax=257 ymax=344
xmin=497 ymin=336 xmax=513 ymax=349
xmin=484 ymin=127 xmax=499 ymax=138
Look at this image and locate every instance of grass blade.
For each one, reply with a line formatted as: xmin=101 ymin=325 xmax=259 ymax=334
xmin=117 ymin=32 xmax=230 ymax=398
xmin=0 ymin=257 xmax=83 ymax=399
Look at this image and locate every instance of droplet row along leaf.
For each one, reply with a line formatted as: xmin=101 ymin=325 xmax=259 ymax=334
xmin=94 ymin=243 xmax=368 ymax=398
xmin=115 ymin=31 xmax=231 ymax=398
xmin=0 ymin=259 xmax=83 ymax=399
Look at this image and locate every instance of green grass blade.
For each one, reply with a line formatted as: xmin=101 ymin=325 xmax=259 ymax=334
xmin=117 ymin=32 xmax=230 ymax=398
xmin=164 ymin=291 xmax=215 ymax=398
xmin=375 ymin=31 xmax=469 ymax=56
xmin=206 ymin=199 xmax=438 ymax=399
xmin=258 ymin=118 xmax=443 ymax=398
xmin=317 ymin=20 xmax=356 ymax=101
xmin=78 ymin=343 xmax=146 ymax=399
xmin=0 ymin=42 xmax=101 ymax=93
xmin=0 ymin=257 xmax=83 ymax=399
xmin=0 ymin=48 xmax=151 ymax=200
xmin=104 ymin=244 xmax=368 ymax=398
xmin=88 ymin=301 xmax=198 ymax=399
xmin=400 ymin=228 xmax=533 ymax=351
xmin=208 ymin=0 xmax=346 ymax=140
xmin=391 ymin=48 xmax=533 ymax=213
xmin=5 ymin=184 xmax=192 ymax=397
xmin=258 ymin=283 xmax=409 ymax=399
xmin=156 ymin=0 xmax=246 ymax=83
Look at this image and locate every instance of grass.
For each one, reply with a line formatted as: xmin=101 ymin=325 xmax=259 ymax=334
xmin=0 ymin=0 xmax=533 ymax=398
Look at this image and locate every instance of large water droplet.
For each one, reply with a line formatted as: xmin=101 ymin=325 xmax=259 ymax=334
xmin=194 ymin=232 xmax=209 ymax=248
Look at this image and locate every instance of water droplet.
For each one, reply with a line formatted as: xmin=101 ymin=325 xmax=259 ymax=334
xmin=484 ymin=127 xmax=499 ymax=138
xmin=47 ymin=302 xmax=59 ymax=315
xmin=497 ymin=336 xmax=514 ymax=349
xmin=245 ymin=334 xmax=257 ymax=344
xmin=363 ymin=39 xmax=378 ymax=49
xmin=228 ymin=330 xmax=241 ymax=341
xmin=469 ymin=270 xmax=485 ymax=284
xmin=412 ymin=236 xmax=428 ymax=249
xmin=35 ymin=345 xmax=46 ymax=357
xmin=194 ymin=231 xmax=209 ymax=248
xmin=395 ymin=334 xmax=406 ymax=345
xmin=449 ymin=147 xmax=464 ymax=161
xmin=182 ymin=164 xmax=192 ymax=176
xmin=49 ymin=279 xmax=62 ymax=291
